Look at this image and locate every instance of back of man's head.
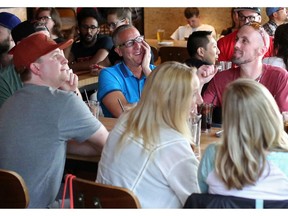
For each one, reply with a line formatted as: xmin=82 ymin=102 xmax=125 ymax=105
xmin=0 ymin=12 xmax=21 ymax=31
xmin=11 ymin=20 xmax=49 ymax=44
xmin=187 ymin=31 xmax=212 ymax=57
xmin=184 ymin=8 xmax=200 ymax=19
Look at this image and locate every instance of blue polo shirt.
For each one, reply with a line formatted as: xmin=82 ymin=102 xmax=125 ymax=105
xmin=97 ymin=62 xmax=156 ymax=117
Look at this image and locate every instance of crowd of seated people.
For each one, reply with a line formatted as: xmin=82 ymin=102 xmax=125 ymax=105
xmin=1 ymin=7 xmax=288 ymax=209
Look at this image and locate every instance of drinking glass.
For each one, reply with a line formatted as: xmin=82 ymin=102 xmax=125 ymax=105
xmin=156 ymin=29 xmax=165 ymax=42
xmin=198 ymin=103 xmax=214 ymax=133
xmin=189 ymin=113 xmax=202 ymax=159
xmin=85 ymin=100 xmax=100 ymax=119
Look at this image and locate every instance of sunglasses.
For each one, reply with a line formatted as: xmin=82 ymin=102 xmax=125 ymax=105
xmin=245 ymin=21 xmax=267 ymax=48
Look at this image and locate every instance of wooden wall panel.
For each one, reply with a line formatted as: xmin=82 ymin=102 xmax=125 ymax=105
xmin=0 ymin=8 xmax=27 ymax=21
xmin=144 ymin=7 xmax=268 ymax=40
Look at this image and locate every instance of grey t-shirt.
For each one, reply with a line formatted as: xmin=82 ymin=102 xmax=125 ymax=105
xmin=0 ymin=84 xmax=101 ymax=208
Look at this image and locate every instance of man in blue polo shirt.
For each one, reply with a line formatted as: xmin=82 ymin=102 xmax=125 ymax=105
xmin=97 ymin=24 xmax=155 ymax=118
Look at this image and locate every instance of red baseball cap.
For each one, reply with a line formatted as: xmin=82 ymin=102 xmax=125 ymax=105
xmin=9 ymin=33 xmax=73 ymax=70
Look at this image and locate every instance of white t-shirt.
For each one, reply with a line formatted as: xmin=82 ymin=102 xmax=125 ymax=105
xmin=263 ymin=57 xmax=287 ymax=70
xmin=170 ymin=24 xmax=216 ymax=40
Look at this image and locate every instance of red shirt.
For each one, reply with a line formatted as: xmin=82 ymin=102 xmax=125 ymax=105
xmin=217 ymin=30 xmax=274 ymax=62
xmin=203 ymin=64 xmax=288 ymax=112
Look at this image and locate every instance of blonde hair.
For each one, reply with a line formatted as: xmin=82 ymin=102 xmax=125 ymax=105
xmin=118 ymin=61 xmax=199 ymax=150
xmin=216 ymin=78 xmax=288 ymax=190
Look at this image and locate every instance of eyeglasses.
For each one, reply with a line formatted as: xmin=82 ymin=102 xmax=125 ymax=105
xmin=117 ymin=35 xmax=144 ymax=48
xmin=238 ymin=13 xmax=259 ymax=22
xmin=107 ymin=18 xmax=126 ymax=29
xmin=80 ymin=25 xmax=99 ymax=31
xmin=36 ymin=16 xmax=52 ymax=22
xmin=245 ymin=21 xmax=267 ymax=48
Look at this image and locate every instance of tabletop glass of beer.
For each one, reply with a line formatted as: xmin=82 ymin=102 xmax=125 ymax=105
xmin=157 ymin=29 xmax=165 ymax=43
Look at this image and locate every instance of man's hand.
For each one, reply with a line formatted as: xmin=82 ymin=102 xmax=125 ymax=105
xmin=141 ymin=40 xmax=152 ymax=77
xmin=60 ymin=69 xmax=79 ymax=92
xmin=197 ymin=65 xmax=218 ymax=87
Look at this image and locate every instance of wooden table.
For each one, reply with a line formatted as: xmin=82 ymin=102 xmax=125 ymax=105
xmin=78 ymin=72 xmax=98 ymax=88
xmin=146 ymin=38 xmax=187 ymax=49
xmin=66 ymin=117 xmax=222 ymax=163
xmin=199 ymin=128 xmax=222 ymax=156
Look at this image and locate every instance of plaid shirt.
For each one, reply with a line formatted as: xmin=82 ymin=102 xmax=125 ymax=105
xmin=263 ymin=20 xmax=278 ymax=36
xmin=99 ymin=24 xmax=111 ymax=36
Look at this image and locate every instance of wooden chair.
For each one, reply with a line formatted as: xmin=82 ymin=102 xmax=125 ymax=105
xmin=150 ymin=46 xmax=159 ymax=63
xmin=159 ymin=46 xmax=190 ymax=63
xmin=0 ymin=169 xmax=30 ymax=208
xmin=72 ymin=177 xmax=141 ymax=208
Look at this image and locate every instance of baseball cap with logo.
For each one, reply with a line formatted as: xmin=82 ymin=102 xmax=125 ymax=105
xmin=234 ymin=7 xmax=261 ymax=15
xmin=9 ymin=34 xmax=73 ymax=70
xmin=0 ymin=12 xmax=21 ymax=30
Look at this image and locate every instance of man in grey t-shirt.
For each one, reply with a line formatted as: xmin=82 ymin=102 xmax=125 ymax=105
xmin=0 ymin=33 xmax=109 ymax=208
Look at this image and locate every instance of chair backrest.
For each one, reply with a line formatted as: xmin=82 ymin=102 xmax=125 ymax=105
xmin=150 ymin=46 xmax=159 ymax=63
xmin=184 ymin=193 xmax=288 ymax=209
xmin=159 ymin=46 xmax=190 ymax=63
xmin=72 ymin=177 xmax=141 ymax=208
xmin=0 ymin=169 xmax=30 ymax=208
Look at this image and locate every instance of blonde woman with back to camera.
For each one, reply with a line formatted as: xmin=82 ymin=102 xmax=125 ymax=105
xmin=198 ymin=78 xmax=288 ymax=200
xmin=97 ymin=61 xmax=206 ymax=208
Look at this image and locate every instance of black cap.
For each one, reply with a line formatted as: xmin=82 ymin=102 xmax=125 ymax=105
xmin=234 ymin=7 xmax=261 ymax=15
xmin=11 ymin=20 xmax=48 ymax=44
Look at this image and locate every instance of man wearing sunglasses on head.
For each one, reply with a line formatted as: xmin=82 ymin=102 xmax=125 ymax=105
xmin=203 ymin=21 xmax=288 ymax=124
xmin=97 ymin=24 xmax=155 ymax=118
xmin=217 ymin=7 xmax=274 ymax=63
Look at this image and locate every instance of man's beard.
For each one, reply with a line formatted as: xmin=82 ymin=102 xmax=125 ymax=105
xmin=0 ymin=37 xmax=11 ymax=55
xmin=80 ymin=33 xmax=97 ymax=47
xmin=232 ymin=48 xmax=258 ymax=65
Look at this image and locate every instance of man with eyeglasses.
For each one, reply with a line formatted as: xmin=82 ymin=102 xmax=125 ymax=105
xmin=263 ymin=7 xmax=288 ymax=37
xmin=95 ymin=8 xmax=132 ymax=70
xmin=94 ymin=8 xmax=155 ymax=75
xmin=68 ymin=8 xmax=113 ymax=73
xmin=97 ymin=24 xmax=155 ymax=118
xmin=217 ymin=7 xmax=274 ymax=63
xmin=203 ymin=21 xmax=288 ymax=124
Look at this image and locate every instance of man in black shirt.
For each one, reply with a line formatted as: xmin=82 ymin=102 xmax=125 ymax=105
xmin=68 ymin=8 xmax=113 ymax=73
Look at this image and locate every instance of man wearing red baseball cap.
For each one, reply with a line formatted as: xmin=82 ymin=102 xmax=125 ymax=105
xmin=0 ymin=34 xmax=109 ymax=208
